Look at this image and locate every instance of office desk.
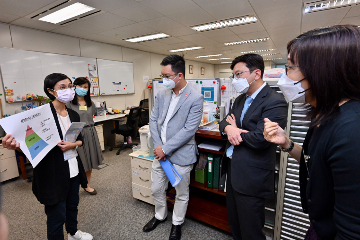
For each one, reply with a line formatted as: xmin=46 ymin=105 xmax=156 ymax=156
xmin=94 ymin=114 xmax=127 ymax=147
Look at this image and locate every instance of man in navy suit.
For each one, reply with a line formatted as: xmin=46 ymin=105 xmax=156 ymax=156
xmin=219 ymin=54 xmax=288 ymax=240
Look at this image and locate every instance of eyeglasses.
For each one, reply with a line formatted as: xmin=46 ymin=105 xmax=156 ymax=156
xmin=160 ymin=73 xmax=178 ymax=79
xmin=285 ymin=64 xmax=299 ymax=74
xmin=229 ymin=70 xmax=251 ymax=80
xmin=55 ymin=84 xmax=75 ymax=91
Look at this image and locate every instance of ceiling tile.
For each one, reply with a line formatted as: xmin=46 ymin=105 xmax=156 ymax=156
xmin=200 ymin=0 xmax=254 ymax=20
xmin=79 ymin=0 xmax=136 ymax=11
xmin=156 ymin=37 xmax=186 ymax=44
xmin=140 ymin=0 xmax=200 ymax=16
xmin=162 ymin=26 xmax=195 ymax=37
xmin=11 ymin=18 xmax=58 ymax=31
xmin=177 ymin=33 xmax=217 ymax=44
xmin=51 ymin=26 xmax=94 ymax=39
xmin=0 ymin=11 xmax=20 ymax=23
xmin=340 ymin=16 xmax=360 ymax=25
xmin=301 ymin=7 xmax=350 ymax=33
xmin=209 ymin=33 xmax=242 ymax=43
xmin=0 ymin=0 xmax=56 ymax=16
xmin=109 ymin=3 xmax=164 ymax=22
xmin=167 ymin=8 xmax=215 ymax=26
xmin=236 ymin=30 xmax=269 ymax=40
xmin=229 ymin=22 xmax=266 ymax=35
xmin=140 ymin=17 xmax=185 ymax=31
xmin=65 ymin=13 xmax=135 ymax=33
xmin=345 ymin=4 xmax=360 ymax=18
xmin=97 ymin=23 xmax=158 ymax=39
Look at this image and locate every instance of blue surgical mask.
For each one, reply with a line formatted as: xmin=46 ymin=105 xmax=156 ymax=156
xmin=75 ymin=87 xmax=88 ymax=97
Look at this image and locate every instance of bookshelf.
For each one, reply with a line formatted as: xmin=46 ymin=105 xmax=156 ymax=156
xmin=173 ymin=130 xmax=230 ymax=232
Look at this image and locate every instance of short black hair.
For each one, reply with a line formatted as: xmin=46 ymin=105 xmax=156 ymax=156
xmin=160 ymin=54 xmax=186 ymax=78
xmin=287 ymin=25 xmax=360 ymax=127
xmin=44 ymin=73 xmax=71 ymax=100
xmin=71 ymin=77 xmax=92 ymax=107
xmin=230 ymin=54 xmax=265 ymax=78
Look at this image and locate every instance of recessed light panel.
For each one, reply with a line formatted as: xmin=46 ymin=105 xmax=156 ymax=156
xmin=39 ymin=2 xmax=95 ymax=24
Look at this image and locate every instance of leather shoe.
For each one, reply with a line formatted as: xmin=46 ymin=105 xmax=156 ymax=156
xmin=169 ymin=224 xmax=181 ymax=240
xmin=143 ymin=217 xmax=167 ymax=232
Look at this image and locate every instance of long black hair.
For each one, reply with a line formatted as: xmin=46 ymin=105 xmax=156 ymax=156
xmin=287 ymin=25 xmax=360 ymax=127
xmin=71 ymin=77 xmax=92 ymax=107
xmin=44 ymin=73 xmax=71 ymax=100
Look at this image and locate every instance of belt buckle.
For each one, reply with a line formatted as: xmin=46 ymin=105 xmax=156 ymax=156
xmin=229 ymin=155 xmax=232 ymax=160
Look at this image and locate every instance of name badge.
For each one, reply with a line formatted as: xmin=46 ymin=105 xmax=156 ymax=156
xmin=79 ymin=106 xmax=87 ymax=111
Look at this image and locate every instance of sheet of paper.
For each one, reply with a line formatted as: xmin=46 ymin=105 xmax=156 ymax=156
xmin=63 ymin=122 xmax=85 ymax=160
xmin=0 ymin=104 xmax=61 ymax=167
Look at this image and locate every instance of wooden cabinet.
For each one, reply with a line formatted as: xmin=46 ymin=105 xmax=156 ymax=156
xmin=0 ymin=145 xmax=19 ymax=182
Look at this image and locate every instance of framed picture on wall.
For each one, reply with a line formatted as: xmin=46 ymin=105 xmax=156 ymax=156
xmin=189 ymin=65 xmax=193 ymax=74
xmin=201 ymin=67 xmax=205 ymax=75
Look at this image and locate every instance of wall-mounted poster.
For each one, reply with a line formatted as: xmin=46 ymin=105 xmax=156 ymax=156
xmin=201 ymin=67 xmax=205 ymax=75
xmin=189 ymin=65 xmax=193 ymax=74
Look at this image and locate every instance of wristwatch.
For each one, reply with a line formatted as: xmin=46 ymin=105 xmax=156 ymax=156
xmin=75 ymin=142 xmax=79 ymax=150
xmin=280 ymin=140 xmax=294 ymax=152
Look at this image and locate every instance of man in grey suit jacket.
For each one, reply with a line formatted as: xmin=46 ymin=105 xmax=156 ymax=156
xmin=219 ymin=54 xmax=288 ymax=240
xmin=143 ymin=55 xmax=203 ymax=240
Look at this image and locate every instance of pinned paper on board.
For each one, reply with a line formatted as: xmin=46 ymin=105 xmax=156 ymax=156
xmin=112 ymin=82 xmax=121 ymax=91
xmin=88 ymin=64 xmax=97 ymax=77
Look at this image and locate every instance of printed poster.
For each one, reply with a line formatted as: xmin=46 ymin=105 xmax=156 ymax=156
xmin=0 ymin=104 xmax=61 ymax=167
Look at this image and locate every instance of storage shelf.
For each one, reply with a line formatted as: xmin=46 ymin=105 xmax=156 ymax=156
xmin=196 ymin=129 xmax=222 ymax=139
xmin=197 ymin=147 xmax=225 ymax=155
xmin=167 ymin=188 xmax=230 ymax=232
xmin=190 ymin=175 xmax=226 ymax=196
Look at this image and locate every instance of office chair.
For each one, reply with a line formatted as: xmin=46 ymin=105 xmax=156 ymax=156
xmin=138 ymin=99 xmax=149 ymax=127
xmin=109 ymin=107 xmax=140 ymax=155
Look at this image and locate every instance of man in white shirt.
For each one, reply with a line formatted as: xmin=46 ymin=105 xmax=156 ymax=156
xmin=144 ymin=55 xmax=203 ymax=240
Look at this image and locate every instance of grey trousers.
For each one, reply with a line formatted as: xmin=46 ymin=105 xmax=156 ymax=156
xmin=151 ymin=159 xmax=193 ymax=225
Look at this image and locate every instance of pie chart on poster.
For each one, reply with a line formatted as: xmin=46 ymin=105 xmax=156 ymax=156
xmin=25 ymin=125 xmax=48 ymax=159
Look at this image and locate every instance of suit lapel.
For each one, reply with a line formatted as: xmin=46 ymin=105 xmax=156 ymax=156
xmin=160 ymin=91 xmax=172 ymax=124
xmin=235 ymin=94 xmax=246 ymax=128
xmin=170 ymin=85 xmax=192 ymax=120
xmin=242 ymin=84 xmax=270 ymax=127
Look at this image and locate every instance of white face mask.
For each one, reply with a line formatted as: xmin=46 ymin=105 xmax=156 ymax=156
xmin=232 ymin=72 xmax=255 ymax=94
xmin=162 ymin=74 xmax=179 ymax=90
xmin=54 ymin=88 xmax=75 ymax=103
xmin=277 ymin=73 xmax=307 ymax=103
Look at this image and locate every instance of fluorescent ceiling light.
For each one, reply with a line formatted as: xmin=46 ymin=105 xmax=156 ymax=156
xmin=261 ymin=53 xmax=279 ymax=56
xmin=39 ymin=2 xmax=95 ymax=24
xmin=192 ymin=15 xmax=257 ymax=31
xmin=241 ymin=49 xmax=276 ymax=54
xmin=196 ymin=54 xmax=222 ymax=58
xmin=224 ymin=37 xmax=270 ymax=46
xmin=221 ymin=62 xmax=232 ymax=64
xmin=208 ymin=59 xmax=220 ymax=60
xmin=125 ymin=33 xmax=169 ymax=43
xmin=219 ymin=57 xmax=231 ymax=60
xmin=264 ymin=58 xmax=284 ymax=61
xmin=303 ymin=0 xmax=358 ymax=14
xmin=170 ymin=47 xmax=203 ymax=52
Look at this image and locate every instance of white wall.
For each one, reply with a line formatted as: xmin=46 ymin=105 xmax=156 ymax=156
xmin=0 ymin=23 xmax=215 ymax=115
xmin=214 ymin=60 xmax=275 ymax=78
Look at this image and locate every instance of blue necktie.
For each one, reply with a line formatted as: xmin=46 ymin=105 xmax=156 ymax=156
xmin=226 ymin=96 xmax=253 ymax=157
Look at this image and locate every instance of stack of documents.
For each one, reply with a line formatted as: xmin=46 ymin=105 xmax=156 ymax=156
xmin=198 ymin=120 xmax=218 ymax=131
xmin=198 ymin=139 xmax=225 ymax=151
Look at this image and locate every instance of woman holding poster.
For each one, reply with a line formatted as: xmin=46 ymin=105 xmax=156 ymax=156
xmin=2 ymin=73 xmax=93 ymax=240
xmin=66 ymin=77 xmax=103 ymax=195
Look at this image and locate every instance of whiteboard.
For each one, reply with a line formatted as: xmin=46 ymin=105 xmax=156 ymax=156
xmin=0 ymin=47 xmax=97 ymax=102
xmin=97 ymin=59 xmax=134 ymax=95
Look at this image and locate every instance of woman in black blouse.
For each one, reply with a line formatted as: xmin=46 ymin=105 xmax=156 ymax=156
xmin=2 ymin=73 xmax=93 ymax=240
xmin=263 ymin=25 xmax=360 ymax=239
